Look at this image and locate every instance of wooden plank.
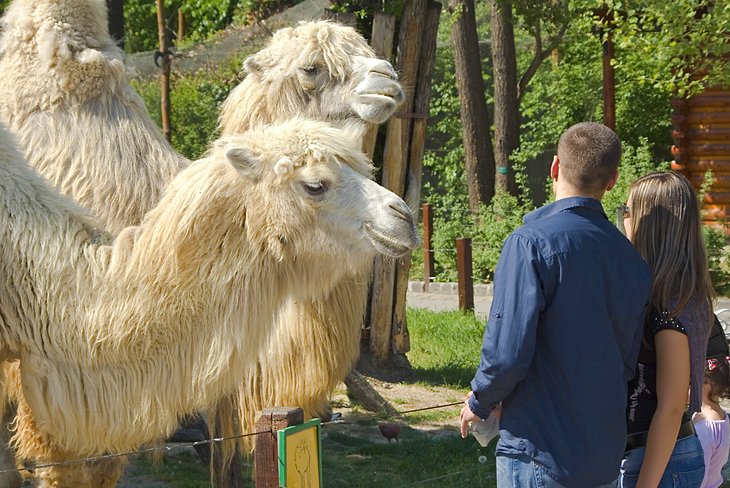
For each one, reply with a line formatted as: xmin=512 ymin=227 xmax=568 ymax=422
xmin=690 ymin=173 xmax=730 ymax=189
xmin=688 ymin=94 xmax=730 ymax=109
xmin=456 ymin=238 xmax=474 ymax=312
xmin=703 ymin=191 xmax=730 ymax=204
xmin=392 ymin=1 xmax=442 ymax=355
xmin=687 ymin=112 xmax=730 ymax=124
xmin=254 ymin=408 xmax=304 ymax=488
xmin=687 ymin=128 xmax=730 ymax=141
xmin=684 ymin=159 xmax=730 ymax=171
xmin=686 ymin=143 xmax=730 ymax=156
xmin=362 ymin=13 xmax=397 ymax=159
xmin=369 ymin=0 xmax=427 ymax=364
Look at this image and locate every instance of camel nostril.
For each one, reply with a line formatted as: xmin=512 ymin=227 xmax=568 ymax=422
xmin=388 ymin=201 xmax=413 ymax=222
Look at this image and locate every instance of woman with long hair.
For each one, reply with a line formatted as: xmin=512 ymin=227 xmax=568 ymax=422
xmin=620 ymin=171 xmax=715 ymax=487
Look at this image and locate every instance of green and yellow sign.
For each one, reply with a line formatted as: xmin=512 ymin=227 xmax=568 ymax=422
xmin=278 ymin=418 xmax=322 ymax=488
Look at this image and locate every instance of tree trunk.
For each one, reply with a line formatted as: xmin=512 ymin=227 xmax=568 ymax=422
xmin=106 ymin=0 xmax=125 ymax=50
xmin=449 ymin=0 xmax=495 ymax=213
xmin=491 ymin=0 xmax=520 ymax=196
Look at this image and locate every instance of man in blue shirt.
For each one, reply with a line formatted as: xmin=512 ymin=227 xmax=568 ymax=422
xmin=459 ymin=122 xmax=651 ymax=488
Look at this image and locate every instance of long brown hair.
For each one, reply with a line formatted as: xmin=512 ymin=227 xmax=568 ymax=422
xmin=627 ymin=171 xmax=714 ymax=316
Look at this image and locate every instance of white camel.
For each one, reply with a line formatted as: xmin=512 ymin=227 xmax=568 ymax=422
xmin=0 ymin=0 xmax=407 ymax=483
xmin=0 ymin=118 xmax=418 ymax=485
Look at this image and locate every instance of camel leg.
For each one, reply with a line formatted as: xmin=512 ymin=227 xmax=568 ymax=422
xmin=13 ymin=393 xmax=126 ymax=488
xmin=0 ymin=403 xmax=22 ymax=488
xmin=33 ymin=458 xmax=125 ymax=488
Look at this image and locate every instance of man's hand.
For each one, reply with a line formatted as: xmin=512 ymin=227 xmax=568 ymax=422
xmin=459 ymin=392 xmax=480 ymax=438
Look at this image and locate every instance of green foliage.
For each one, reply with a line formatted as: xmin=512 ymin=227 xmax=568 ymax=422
xmin=705 ymin=226 xmax=730 ymax=297
xmin=130 ymin=55 xmax=246 ymax=160
xmin=607 ymin=0 xmax=730 ymax=96
xmin=123 ymin=0 xmax=299 ymax=53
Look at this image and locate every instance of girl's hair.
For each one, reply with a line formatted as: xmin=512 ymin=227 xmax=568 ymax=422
xmin=627 ymin=171 xmax=715 ymax=316
xmin=705 ymin=357 xmax=730 ymax=402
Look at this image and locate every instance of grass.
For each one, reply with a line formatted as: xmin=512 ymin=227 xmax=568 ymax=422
xmin=406 ymin=308 xmax=486 ymax=389
xmin=125 ymin=308 xmax=495 ymax=487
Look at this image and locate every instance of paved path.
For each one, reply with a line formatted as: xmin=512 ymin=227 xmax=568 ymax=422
xmin=406 ymin=281 xmax=730 ymax=323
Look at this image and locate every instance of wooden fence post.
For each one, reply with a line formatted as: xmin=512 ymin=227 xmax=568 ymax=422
xmin=456 ymin=237 xmax=474 ymax=312
xmin=254 ymin=407 xmax=304 ymax=488
xmin=422 ymin=203 xmax=434 ymax=291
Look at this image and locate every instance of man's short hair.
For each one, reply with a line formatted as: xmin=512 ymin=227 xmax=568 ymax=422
xmin=557 ymin=122 xmax=621 ymax=193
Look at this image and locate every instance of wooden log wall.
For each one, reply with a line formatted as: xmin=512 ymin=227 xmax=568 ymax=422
xmin=672 ymin=88 xmax=730 ymax=225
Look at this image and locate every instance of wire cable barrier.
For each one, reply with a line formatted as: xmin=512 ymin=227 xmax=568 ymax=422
xmin=0 ymin=400 xmax=472 ymax=478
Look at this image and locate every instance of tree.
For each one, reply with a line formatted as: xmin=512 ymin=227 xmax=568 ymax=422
xmin=449 ymin=0 xmax=496 ymax=213
xmin=491 ymin=0 xmax=569 ymax=196
xmin=490 ymin=0 xmax=519 ymax=195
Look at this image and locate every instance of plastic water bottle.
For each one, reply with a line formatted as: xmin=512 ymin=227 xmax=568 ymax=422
xmin=469 ymin=413 xmax=499 ymax=447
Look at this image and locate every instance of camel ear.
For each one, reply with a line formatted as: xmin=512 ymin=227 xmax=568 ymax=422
xmin=225 ymin=146 xmax=260 ymax=178
xmin=243 ymin=55 xmax=262 ymax=74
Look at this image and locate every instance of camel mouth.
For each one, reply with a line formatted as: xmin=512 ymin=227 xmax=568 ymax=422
xmin=356 ymin=93 xmax=400 ymax=105
xmin=364 ymin=223 xmax=417 ymax=258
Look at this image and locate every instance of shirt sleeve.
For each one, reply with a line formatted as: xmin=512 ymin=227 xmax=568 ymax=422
xmin=468 ymin=233 xmax=547 ymax=419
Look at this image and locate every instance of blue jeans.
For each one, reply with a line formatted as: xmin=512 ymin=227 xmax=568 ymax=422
xmin=619 ymin=434 xmax=705 ymax=488
xmin=496 ymin=454 xmax=617 ymax=488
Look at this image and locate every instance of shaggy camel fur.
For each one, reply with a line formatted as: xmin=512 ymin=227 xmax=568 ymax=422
xmin=0 ymin=0 xmax=405 ymax=484
xmin=0 ymin=119 xmax=418 ymax=485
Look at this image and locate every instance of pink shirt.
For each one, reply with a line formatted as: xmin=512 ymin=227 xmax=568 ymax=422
xmin=694 ymin=412 xmax=730 ymax=488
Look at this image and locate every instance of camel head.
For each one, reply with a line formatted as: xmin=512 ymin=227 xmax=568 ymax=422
xmin=219 ymin=21 xmax=405 ymax=135
xmin=215 ymin=118 xmax=419 ymax=275
xmin=0 ymin=0 xmax=128 ymax=115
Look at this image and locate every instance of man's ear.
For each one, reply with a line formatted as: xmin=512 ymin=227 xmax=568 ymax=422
xmin=550 ymin=155 xmax=560 ymax=181
xmin=605 ymin=170 xmax=619 ymax=191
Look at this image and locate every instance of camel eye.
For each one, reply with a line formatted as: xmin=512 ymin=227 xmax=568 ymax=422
xmin=303 ymin=180 xmax=328 ymax=197
xmin=301 ymin=65 xmax=318 ymax=75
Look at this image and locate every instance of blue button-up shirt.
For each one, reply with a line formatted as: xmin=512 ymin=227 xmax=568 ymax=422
xmin=469 ymin=197 xmax=651 ymax=487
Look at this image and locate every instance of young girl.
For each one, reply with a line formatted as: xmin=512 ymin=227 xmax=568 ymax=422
xmin=620 ymin=171 xmax=714 ymax=487
xmin=693 ymin=317 xmax=730 ymax=488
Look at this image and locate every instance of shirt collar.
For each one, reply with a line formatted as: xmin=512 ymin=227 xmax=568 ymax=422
xmin=523 ymin=196 xmax=607 ymax=224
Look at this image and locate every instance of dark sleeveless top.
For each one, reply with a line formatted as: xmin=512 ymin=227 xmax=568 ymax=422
xmin=626 ymin=310 xmax=691 ymax=435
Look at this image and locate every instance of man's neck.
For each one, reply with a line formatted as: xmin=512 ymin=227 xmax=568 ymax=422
xmin=554 ymin=185 xmax=604 ymax=201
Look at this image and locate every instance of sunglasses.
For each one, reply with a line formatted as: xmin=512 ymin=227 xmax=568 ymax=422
xmin=619 ymin=204 xmax=630 ymax=219
xmin=615 ymin=204 xmax=630 ymax=236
